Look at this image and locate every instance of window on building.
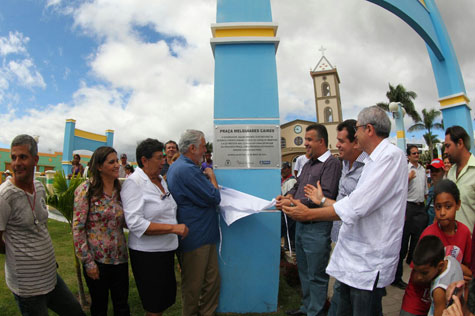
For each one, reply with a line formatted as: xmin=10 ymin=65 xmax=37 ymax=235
xmin=324 ymin=107 xmax=333 ymax=123
xmin=281 ymin=137 xmax=286 ymax=148
xmin=294 ymin=136 xmax=303 ymax=146
xmin=322 ymin=82 xmax=331 ymax=97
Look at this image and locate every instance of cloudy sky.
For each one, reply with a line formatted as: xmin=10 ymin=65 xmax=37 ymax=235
xmin=0 ymin=0 xmax=473 ymax=158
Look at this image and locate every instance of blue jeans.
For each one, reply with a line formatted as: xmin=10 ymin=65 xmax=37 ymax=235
xmin=13 ymin=273 xmax=85 ymax=316
xmin=327 ymin=279 xmax=341 ymax=316
xmin=337 ymin=281 xmax=384 ymax=316
xmin=295 ymin=221 xmax=332 ymax=316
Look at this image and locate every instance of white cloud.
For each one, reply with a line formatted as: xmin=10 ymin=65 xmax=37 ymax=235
xmin=0 ymin=31 xmax=28 ymax=56
xmin=0 ymin=72 xmax=9 ymax=90
xmin=1 ymin=0 xmax=473 ymax=156
xmin=46 ymin=0 xmax=61 ymax=8
xmin=0 ymin=31 xmax=46 ymax=102
xmin=8 ymin=59 xmax=46 ymax=89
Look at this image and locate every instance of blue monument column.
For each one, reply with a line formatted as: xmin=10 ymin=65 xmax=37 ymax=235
xmin=62 ymin=119 xmax=76 ymax=176
xmin=105 ymin=129 xmax=114 ymax=147
xmin=211 ymin=0 xmax=281 ymax=313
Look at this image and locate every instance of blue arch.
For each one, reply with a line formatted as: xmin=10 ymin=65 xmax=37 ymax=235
xmin=61 ymin=119 xmax=114 ymax=176
xmin=367 ymin=0 xmax=472 ymax=146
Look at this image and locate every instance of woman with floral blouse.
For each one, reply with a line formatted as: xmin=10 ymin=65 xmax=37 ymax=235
xmin=73 ymin=146 xmax=130 ymax=316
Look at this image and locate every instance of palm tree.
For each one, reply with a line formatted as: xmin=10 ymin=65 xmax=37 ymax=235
xmin=377 ymin=83 xmax=422 ymax=122
xmin=423 ymin=132 xmax=442 ymax=159
xmin=205 ymin=141 xmax=213 ymax=153
xmin=408 ymin=108 xmax=444 ymax=159
xmin=46 ymin=172 xmax=87 ymax=307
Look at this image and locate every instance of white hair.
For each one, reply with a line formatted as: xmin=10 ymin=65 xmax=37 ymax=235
xmin=178 ymin=130 xmax=204 ymax=155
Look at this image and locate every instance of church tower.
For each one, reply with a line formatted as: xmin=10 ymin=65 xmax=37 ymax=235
xmin=310 ymin=49 xmax=343 ymax=153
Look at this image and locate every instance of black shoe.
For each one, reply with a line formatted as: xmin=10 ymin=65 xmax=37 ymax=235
xmin=286 ymin=309 xmax=306 ymax=316
xmin=391 ymin=279 xmax=407 ymax=290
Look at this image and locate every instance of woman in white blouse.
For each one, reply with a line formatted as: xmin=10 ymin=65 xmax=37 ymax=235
xmin=121 ymin=138 xmax=188 ymax=316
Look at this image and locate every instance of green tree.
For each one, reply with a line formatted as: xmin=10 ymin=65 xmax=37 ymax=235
xmin=45 ymin=172 xmax=87 ymax=307
xmin=377 ymin=83 xmax=422 ymax=122
xmin=423 ymin=132 xmax=442 ymax=159
xmin=205 ymin=141 xmax=213 ymax=153
xmin=408 ymin=108 xmax=444 ymax=159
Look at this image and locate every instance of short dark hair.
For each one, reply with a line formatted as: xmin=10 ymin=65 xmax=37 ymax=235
xmin=413 ymin=235 xmax=445 ymax=267
xmin=406 ymin=144 xmax=418 ymax=156
xmin=445 ymin=126 xmax=471 ymax=151
xmin=306 ymin=124 xmax=328 ymax=147
xmin=136 ymin=138 xmax=164 ymax=168
xmin=74 ymin=153 xmax=81 ymax=159
xmin=165 ymin=140 xmax=179 ymax=151
xmin=337 ymin=119 xmax=357 ymax=143
xmin=282 ymin=162 xmax=291 ymax=169
xmin=125 ymin=164 xmax=134 ymax=172
xmin=433 ymin=179 xmax=460 ymax=204
xmin=11 ymin=134 xmax=38 ymax=157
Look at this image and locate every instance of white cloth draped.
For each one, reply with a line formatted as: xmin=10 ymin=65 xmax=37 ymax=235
xmin=218 ymin=186 xmax=276 ymax=226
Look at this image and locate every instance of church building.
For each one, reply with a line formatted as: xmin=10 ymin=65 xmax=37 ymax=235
xmin=281 ymin=51 xmax=343 ymax=165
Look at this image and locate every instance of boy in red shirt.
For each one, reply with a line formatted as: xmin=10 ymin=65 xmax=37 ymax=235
xmin=400 ymin=179 xmax=472 ymax=315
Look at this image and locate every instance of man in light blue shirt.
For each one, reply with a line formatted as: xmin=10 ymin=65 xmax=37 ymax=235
xmin=304 ymin=119 xmax=367 ymax=316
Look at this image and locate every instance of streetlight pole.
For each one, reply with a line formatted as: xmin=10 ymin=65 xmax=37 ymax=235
xmin=389 ymin=102 xmax=406 ymax=151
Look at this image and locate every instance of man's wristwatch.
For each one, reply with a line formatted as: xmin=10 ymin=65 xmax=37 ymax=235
xmin=319 ymin=197 xmax=326 ymax=207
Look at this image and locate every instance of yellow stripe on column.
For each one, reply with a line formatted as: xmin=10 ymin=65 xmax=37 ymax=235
xmin=397 ymin=130 xmax=405 ymax=139
xmin=215 ymin=28 xmax=275 ymax=37
xmin=74 ymin=129 xmax=107 ymax=142
xmin=439 ymin=94 xmax=470 ymax=107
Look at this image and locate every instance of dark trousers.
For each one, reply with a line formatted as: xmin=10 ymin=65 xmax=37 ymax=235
xmin=337 ymin=281 xmax=384 ymax=316
xmin=83 ymin=262 xmax=130 ymax=316
xmin=395 ymin=202 xmax=427 ymax=282
xmin=13 ymin=273 xmax=85 ymax=316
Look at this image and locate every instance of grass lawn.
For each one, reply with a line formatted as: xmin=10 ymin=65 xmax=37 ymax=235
xmin=0 ymin=219 xmax=301 ymax=315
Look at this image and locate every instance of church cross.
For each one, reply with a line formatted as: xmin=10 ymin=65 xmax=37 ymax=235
xmin=319 ymin=45 xmax=326 ymax=57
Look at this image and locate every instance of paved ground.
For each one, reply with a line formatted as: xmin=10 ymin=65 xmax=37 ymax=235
xmin=382 ymin=262 xmax=410 ymax=316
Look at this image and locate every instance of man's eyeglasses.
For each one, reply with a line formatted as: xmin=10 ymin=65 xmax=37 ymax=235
xmin=410 ymin=151 xmax=420 ymax=155
xmin=161 ymin=192 xmax=171 ymax=200
xmin=353 ymin=124 xmax=367 ymax=133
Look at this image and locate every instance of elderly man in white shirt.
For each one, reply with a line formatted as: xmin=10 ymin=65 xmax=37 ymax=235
xmin=283 ymin=106 xmax=408 ymax=316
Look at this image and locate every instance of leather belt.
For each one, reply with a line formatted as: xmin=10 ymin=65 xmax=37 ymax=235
xmin=301 ymin=221 xmax=318 ymax=225
xmin=408 ymin=201 xmax=424 ymax=206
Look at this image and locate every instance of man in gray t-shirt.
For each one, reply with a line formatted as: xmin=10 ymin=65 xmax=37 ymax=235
xmin=0 ymin=134 xmax=84 ymax=316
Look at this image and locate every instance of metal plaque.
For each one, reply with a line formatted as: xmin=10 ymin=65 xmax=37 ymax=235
xmin=214 ymin=124 xmax=280 ymax=169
